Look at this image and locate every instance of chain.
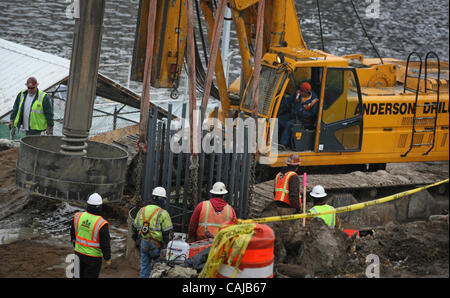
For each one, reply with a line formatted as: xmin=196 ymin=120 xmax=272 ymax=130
xmin=131 ymin=150 xmax=144 ymax=208
xmin=247 ymin=153 xmax=257 ymax=218
xmin=189 ymin=154 xmax=199 ymax=206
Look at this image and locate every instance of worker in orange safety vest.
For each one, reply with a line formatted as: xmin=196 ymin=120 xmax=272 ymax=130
xmin=188 ymin=182 xmax=237 ymax=242
xmin=273 ymin=154 xmax=303 ymax=213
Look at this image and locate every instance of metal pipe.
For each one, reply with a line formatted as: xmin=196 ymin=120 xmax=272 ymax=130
xmin=162 ymin=104 xmax=173 ymax=187
xmin=175 ymin=103 xmax=187 ymax=199
xmin=61 ymin=0 xmax=106 ymax=156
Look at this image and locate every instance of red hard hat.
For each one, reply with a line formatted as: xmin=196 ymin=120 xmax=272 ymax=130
xmin=300 ymin=82 xmax=311 ymax=92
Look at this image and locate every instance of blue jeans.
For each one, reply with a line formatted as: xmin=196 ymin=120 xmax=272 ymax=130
xmin=140 ymin=239 xmax=161 ymax=278
xmin=278 ymin=114 xmax=297 ymax=146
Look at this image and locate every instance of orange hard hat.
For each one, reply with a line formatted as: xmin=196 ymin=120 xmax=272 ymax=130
xmin=300 ymin=82 xmax=311 ymax=92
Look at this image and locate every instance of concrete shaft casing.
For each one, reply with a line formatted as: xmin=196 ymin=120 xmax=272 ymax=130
xmin=16 ymin=136 xmax=128 ymax=202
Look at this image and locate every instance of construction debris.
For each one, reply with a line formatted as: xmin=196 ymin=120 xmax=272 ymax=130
xmin=150 ymin=263 xmax=198 ymax=278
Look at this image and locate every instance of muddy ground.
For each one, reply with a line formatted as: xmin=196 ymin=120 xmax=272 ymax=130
xmin=0 ymin=146 xmax=448 ymax=278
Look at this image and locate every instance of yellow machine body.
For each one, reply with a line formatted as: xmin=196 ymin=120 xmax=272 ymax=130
xmin=132 ymin=0 xmax=449 ymax=169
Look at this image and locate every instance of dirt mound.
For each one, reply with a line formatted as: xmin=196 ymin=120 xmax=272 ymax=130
xmin=351 ymin=216 xmax=449 ymax=277
xmin=275 ymin=215 xmax=449 ymax=278
xmin=0 ymin=239 xmax=71 ymax=278
xmin=0 ymin=147 xmax=18 ymax=189
xmin=297 ymin=218 xmax=353 ymax=276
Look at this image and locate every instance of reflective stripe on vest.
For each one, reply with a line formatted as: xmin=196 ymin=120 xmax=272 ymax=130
xmin=198 ymin=201 xmax=231 ymax=238
xmin=274 ymin=171 xmax=302 ymax=209
xmin=14 ymin=90 xmax=47 ymax=130
xmin=74 ymin=212 xmax=108 ymax=257
xmin=309 ymin=205 xmax=335 ymax=227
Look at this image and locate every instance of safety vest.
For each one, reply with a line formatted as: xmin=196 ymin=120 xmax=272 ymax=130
xmin=135 ymin=205 xmax=164 ymax=242
xmin=197 ymin=200 xmax=232 ymax=239
xmin=308 ymin=204 xmax=336 ymax=227
xmin=274 ymin=171 xmax=302 ymax=209
xmin=74 ymin=212 xmax=109 ymax=257
xmin=14 ymin=90 xmax=48 ymax=131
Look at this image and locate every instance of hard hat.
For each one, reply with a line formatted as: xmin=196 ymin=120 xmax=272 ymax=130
xmin=152 ymin=186 xmax=167 ymax=198
xmin=300 ymin=82 xmax=312 ymax=92
xmin=310 ymin=185 xmax=327 ymax=198
xmin=87 ymin=193 xmax=103 ymax=205
xmin=210 ymin=182 xmax=228 ymax=195
xmin=286 ymin=154 xmax=301 ymax=166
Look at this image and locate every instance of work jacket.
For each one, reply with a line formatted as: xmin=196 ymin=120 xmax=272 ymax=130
xmin=134 ymin=204 xmax=173 ymax=246
xmin=308 ymin=204 xmax=336 ymax=227
xmin=11 ymin=89 xmax=54 ymax=131
xmin=196 ymin=199 xmax=234 ymax=239
xmin=73 ymin=211 xmax=109 ymax=258
xmin=274 ymin=170 xmax=302 ymax=211
xmin=295 ymin=91 xmax=319 ymax=124
xmin=283 ymin=90 xmax=319 ymax=126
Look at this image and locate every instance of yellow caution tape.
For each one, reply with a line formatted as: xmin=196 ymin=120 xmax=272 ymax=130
xmin=199 ymin=223 xmax=256 ymax=278
xmin=239 ymin=178 xmax=449 ymax=225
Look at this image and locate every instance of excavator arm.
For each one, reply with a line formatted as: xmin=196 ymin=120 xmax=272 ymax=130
xmin=131 ymin=0 xmax=307 ymax=117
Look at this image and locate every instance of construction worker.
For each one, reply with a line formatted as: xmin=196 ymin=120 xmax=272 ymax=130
xmin=273 ymin=154 xmax=303 ymax=213
xmin=306 ymin=185 xmax=340 ymax=228
xmin=132 ymin=186 xmax=173 ymax=278
xmin=278 ymin=82 xmax=319 ymax=148
xmin=70 ymin=193 xmax=111 ymax=278
xmin=9 ymin=77 xmax=54 ymax=136
xmin=188 ymin=182 xmax=237 ymax=242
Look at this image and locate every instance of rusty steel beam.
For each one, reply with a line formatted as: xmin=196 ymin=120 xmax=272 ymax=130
xmin=199 ymin=0 xmax=227 ymax=120
xmin=251 ymin=0 xmax=265 ymax=118
xmin=186 ymin=0 xmax=197 ymax=154
xmin=139 ymin=0 xmax=158 ymax=143
xmin=200 ymin=0 xmax=230 ymax=119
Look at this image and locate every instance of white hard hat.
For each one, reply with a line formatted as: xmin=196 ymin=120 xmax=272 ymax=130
xmin=152 ymin=186 xmax=167 ymax=198
xmin=310 ymin=185 xmax=327 ymax=198
xmin=87 ymin=193 xmax=103 ymax=205
xmin=210 ymin=182 xmax=228 ymax=195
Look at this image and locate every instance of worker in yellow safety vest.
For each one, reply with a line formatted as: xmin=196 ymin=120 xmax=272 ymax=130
xmin=273 ymin=154 xmax=303 ymax=213
xmin=9 ymin=77 xmax=54 ymax=136
xmin=70 ymin=193 xmax=111 ymax=278
xmin=132 ymin=186 xmax=174 ymax=278
xmin=188 ymin=182 xmax=237 ymax=242
xmin=306 ymin=185 xmax=341 ymax=228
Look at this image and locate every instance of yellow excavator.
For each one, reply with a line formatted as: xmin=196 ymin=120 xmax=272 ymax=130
xmin=131 ymin=0 xmax=449 ymax=174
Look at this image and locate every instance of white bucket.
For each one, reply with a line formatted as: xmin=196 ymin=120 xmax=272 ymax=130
xmin=166 ymin=240 xmax=190 ymax=263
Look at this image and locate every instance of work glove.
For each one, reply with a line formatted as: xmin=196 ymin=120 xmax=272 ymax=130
xmin=8 ymin=121 xmax=13 ymax=130
xmin=132 ymin=229 xmax=138 ymax=241
xmin=45 ymin=126 xmax=53 ymax=136
xmin=135 ymin=238 xmax=141 ymax=249
xmin=104 ymin=259 xmax=112 ymax=268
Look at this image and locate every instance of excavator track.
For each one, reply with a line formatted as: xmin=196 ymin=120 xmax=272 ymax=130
xmin=248 ymin=161 xmax=449 ymax=218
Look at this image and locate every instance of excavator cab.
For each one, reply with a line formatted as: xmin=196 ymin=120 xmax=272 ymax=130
xmin=279 ymin=66 xmax=324 ymax=151
xmin=240 ymin=53 xmax=364 ymax=157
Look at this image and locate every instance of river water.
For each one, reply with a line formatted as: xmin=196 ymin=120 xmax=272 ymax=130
xmin=1 ymin=0 xmax=448 ymax=91
xmin=0 ymin=1 xmax=448 ymax=131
